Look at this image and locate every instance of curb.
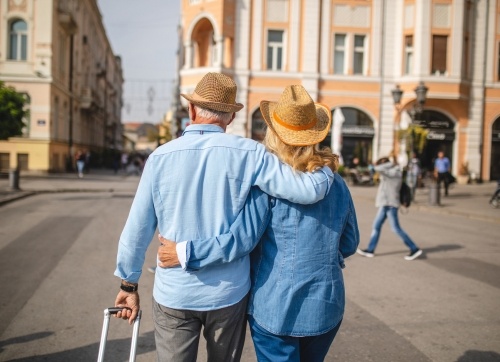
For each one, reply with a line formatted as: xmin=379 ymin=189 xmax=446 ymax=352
xmin=0 ymin=191 xmax=37 ymax=207
xmin=411 ymin=204 xmax=500 ymax=224
xmin=0 ymin=188 xmax=115 ymax=207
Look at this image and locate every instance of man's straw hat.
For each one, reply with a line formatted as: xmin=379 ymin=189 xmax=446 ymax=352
xmin=260 ymin=85 xmax=332 ymax=146
xmin=181 ymin=72 xmax=244 ymax=113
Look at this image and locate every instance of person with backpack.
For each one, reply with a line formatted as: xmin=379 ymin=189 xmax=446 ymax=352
xmin=357 ymin=153 xmax=423 ymax=261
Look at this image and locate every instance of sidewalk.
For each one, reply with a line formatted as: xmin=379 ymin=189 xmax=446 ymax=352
xmin=1 ymin=170 xmax=499 ymax=223
xmin=0 ymin=168 xmax=140 ymax=207
xmin=349 ymin=180 xmax=500 ymax=224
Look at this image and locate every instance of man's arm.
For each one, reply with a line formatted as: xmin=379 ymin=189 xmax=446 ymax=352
xmin=253 ymin=148 xmax=334 ymax=204
xmin=114 ymin=157 xmax=158 ymax=323
xmin=158 ymin=186 xmax=271 ymax=271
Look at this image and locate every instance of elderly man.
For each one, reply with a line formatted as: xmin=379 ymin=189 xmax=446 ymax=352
xmin=113 ymin=73 xmax=333 ymax=362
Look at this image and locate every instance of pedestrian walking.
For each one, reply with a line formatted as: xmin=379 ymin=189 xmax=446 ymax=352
xmin=156 ymin=85 xmax=360 ymax=362
xmin=406 ymin=152 xmax=420 ymax=201
xmin=357 ymin=154 xmax=423 ymax=261
xmin=112 ymin=73 xmax=334 ymax=362
xmin=75 ymin=150 xmax=85 ymax=178
xmin=434 ymin=151 xmax=451 ymax=197
xmin=120 ymin=152 xmax=128 ymax=172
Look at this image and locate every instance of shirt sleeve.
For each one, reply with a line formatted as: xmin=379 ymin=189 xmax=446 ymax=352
xmin=115 ymin=157 xmax=158 ymax=283
xmin=176 ymin=241 xmax=188 ymax=270
xmin=339 ymin=194 xmax=360 ymax=262
xmin=253 ymin=148 xmax=334 ymax=204
xmin=374 ymin=162 xmax=402 ymax=178
xmin=182 ymin=187 xmax=272 ymax=271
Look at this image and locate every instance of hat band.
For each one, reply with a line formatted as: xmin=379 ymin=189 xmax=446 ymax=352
xmin=191 ymin=91 xmax=235 ymax=106
xmin=272 ymin=110 xmax=317 ymax=131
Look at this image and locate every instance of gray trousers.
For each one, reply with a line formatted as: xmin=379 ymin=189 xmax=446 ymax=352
xmin=152 ymin=294 xmax=248 ymax=362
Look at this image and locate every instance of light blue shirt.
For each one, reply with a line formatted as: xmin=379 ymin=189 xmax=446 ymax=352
xmin=115 ymin=124 xmax=333 ymax=311
xmin=434 ymin=157 xmax=450 ymax=173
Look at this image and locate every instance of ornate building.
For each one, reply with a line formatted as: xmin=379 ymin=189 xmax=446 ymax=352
xmin=179 ymin=0 xmax=500 ymax=180
xmin=0 ymin=0 xmax=123 ymax=173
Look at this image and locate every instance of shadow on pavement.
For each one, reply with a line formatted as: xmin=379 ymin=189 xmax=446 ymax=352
xmin=0 ymin=332 xmax=54 ymax=353
xmin=457 ymin=350 xmax=500 ymax=361
xmin=422 ymin=244 xmax=463 ymax=254
xmin=6 ymin=331 xmax=155 ymax=361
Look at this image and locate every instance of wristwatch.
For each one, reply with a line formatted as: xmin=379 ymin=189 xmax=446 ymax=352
xmin=120 ymin=282 xmax=138 ymax=293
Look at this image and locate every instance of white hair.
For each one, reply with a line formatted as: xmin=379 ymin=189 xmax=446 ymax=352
xmin=194 ymin=105 xmax=233 ymax=124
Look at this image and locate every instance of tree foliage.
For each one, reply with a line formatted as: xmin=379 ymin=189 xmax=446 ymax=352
xmin=0 ymin=81 xmax=28 ymax=140
xmin=398 ymin=124 xmax=429 ymax=154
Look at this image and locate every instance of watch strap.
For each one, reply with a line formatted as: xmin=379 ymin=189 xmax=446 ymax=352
xmin=120 ymin=283 xmax=138 ymax=292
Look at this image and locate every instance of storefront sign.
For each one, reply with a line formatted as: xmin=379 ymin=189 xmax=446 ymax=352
xmin=342 ymin=126 xmax=375 ymax=137
xmin=427 ymin=130 xmax=455 ymax=141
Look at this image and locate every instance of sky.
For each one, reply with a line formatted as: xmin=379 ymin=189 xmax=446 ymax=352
xmin=97 ymin=0 xmax=181 ymax=124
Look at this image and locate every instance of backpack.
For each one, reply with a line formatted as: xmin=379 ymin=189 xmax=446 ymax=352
xmin=400 ymin=181 xmax=412 ymax=208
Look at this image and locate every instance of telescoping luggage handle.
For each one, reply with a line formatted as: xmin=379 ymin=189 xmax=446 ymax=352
xmin=97 ymin=307 xmax=142 ymax=362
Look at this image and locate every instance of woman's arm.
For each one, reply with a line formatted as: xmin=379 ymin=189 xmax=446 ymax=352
xmin=253 ymin=146 xmax=334 ymax=204
xmin=339 ymin=196 xmax=360 ymax=259
xmin=158 ymin=186 xmax=272 ymax=271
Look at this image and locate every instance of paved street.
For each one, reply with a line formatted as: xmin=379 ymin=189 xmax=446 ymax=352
xmin=0 ymin=170 xmax=499 ymax=361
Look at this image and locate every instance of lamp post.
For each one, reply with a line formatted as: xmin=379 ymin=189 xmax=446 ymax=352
xmin=391 ymin=81 xmax=428 ymax=158
xmin=392 ymin=82 xmax=439 ymax=205
xmin=392 ymin=81 xmax=428 ymax=121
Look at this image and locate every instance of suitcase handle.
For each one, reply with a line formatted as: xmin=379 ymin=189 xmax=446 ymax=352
xmin=97 ymin=307 xmax=142 ymax=362
xmin=106 ymin=307 xmax=132 ymax=315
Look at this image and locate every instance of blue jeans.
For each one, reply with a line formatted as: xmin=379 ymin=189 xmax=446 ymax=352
xmin=248 ymin=315 xmax=342 ymax=362
xmin=367 ymin=206 xmax=418 ymax=253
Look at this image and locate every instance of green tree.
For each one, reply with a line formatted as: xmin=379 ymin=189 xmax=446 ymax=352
xmin=0 ymin=81 xmax=28 ymax=140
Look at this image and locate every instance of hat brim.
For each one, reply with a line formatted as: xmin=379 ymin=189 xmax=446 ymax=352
xmin=260 ymin=101 xmax=332 ymax=146
xmin=181 ymin=93 xmax=244 ymax=113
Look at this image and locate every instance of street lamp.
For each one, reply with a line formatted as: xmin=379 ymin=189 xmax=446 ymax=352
xmin=391 ymin=81 xmax=429 ymax=165
xmin=392 ymin=81 xmax=428 ymax=119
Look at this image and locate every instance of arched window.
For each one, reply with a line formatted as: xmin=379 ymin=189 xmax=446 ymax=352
xmin=8 ymin=19 xmax=28 ymax=61
xmin=490 ymin=117 xmax=500 ymax=180
xmin=322 ymin=107 xmax=374 ymax=166
xmin=251 ymin=108 xmax=267 ymax=142
xmin=192 ymin=19 xmax=215 ymax=67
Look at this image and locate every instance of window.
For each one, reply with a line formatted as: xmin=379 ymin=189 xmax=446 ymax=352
xmin=353 ymin=35 xmax=366 ymax=74
xmin=0 ymin=153 xmax=10 ymax=172
xmin=497 ymin=42 xmax=500 ymax=81
xmin=267 ymin=30 xmax=284 ymax=71
xmin=432 ymin=35 xmax=447 ymax=75
xmin=333 ymin=34 xmax=346 ymax=74
xmin=404 ymin=35 xmax=413 ymax=75
xmin=17 ymin=153 xmax=28 ymax=171
xmin=59 ymin=33 xmax=67 ymax=77
xmin=8 ymin=19 xmax=28 ymax=61
xmin=251 ymin=109 xmax=267 ymax=142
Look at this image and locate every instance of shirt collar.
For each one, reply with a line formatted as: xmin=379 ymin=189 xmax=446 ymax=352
xmin=182 ymin=124 xmax=224 ymax=136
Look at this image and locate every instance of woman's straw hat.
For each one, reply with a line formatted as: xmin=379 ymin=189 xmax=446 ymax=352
xmin=260 ymin=85 xmax=332 ymax=146
xmin=181 ymin=72 xmax=244 ymax=113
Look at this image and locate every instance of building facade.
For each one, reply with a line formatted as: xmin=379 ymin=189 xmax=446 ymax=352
xmin=179 ymin=0 xmax=500 ymax=180
xmin=0 ymin=0 xmax=123 ymax=173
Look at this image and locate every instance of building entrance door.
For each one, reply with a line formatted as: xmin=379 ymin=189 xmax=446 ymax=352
xmin=322 ymin=107 xmax=374 ymax=166
xmin=490 ymin=117 xmax=500 ymax=180
xmin=416 ymin=110 xmax=455 ymax=173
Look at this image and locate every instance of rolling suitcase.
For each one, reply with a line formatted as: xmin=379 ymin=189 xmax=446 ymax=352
xmin=97 ymin=307 xmax=142 ymax=362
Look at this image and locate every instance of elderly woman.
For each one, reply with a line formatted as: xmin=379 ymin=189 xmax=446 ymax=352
xmin=159 ymin=85 xmax=359 ymax=361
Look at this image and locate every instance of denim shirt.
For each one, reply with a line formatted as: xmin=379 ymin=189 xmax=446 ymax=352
xmin=184 ymin=173 xmax=359 ymax=335
xmin=115 ymin=124 xmax=333 ymax=311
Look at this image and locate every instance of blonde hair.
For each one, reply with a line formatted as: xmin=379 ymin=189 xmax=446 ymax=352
xmin=264 ymin=130 xmax=339 ymax=173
